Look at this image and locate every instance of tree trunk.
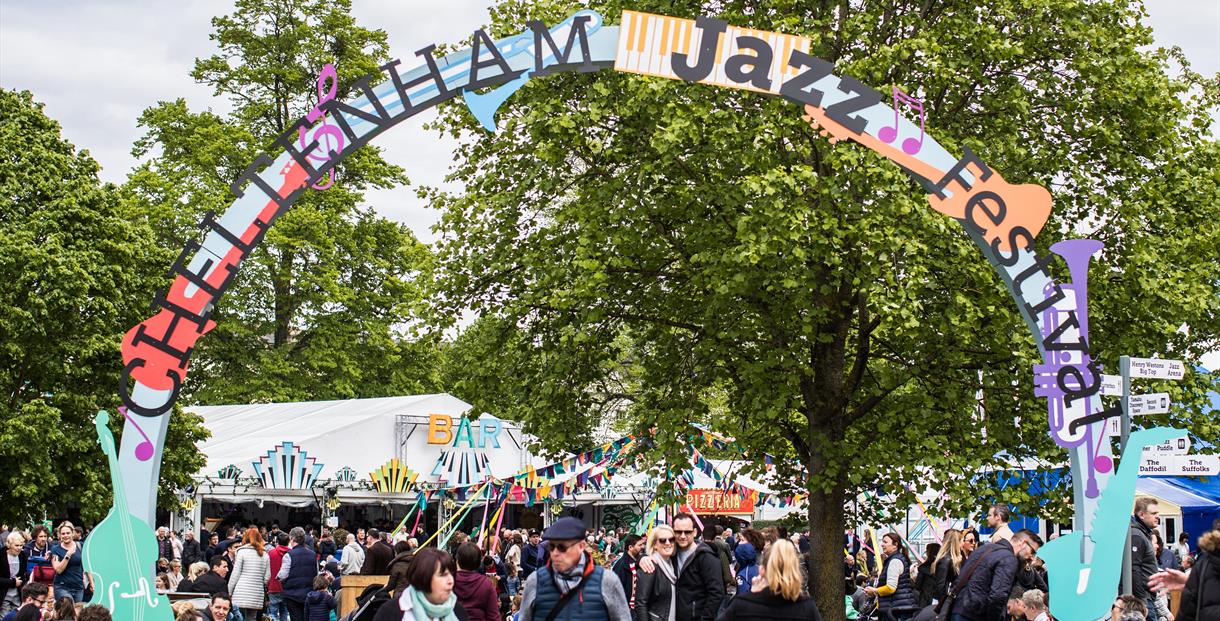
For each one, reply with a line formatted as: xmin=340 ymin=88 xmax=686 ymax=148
xmin=273 ymin=250 xmax=295 ymax=346
xmin=808 ymin=439 xmax=849 ymax=621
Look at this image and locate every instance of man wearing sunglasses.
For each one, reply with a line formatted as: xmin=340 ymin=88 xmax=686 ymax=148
xmin=518 ymin=517 xmax=631 ymax=621
xmin=946 ymin=529 xmax=1042 ymax=621
xmin=637 ymin=513 xmax=725 ymax=621
xmin=11 ymin=581 xmax=48 ymax=621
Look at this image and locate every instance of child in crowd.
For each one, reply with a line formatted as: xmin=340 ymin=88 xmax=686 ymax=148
xmin=304 ymin=574 xmax=336 ymax=621
xmin=505 ymin=563 xmax=520 ymax=597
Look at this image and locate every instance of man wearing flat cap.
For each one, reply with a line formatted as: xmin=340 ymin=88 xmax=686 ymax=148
xmin=518 ymin=517 xmax=630 ymax=621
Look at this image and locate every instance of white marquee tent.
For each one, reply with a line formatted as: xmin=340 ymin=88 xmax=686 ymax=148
xmin=193 ymin=393 xmax=480 ymax=481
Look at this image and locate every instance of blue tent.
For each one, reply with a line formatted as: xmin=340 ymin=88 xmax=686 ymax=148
xmin=1137 ymin=476 xmax=1220 ymax=554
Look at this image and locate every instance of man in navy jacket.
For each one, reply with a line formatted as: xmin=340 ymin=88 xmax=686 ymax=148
xmin=948 ymin=529 xmax=1042 ymax=621
xmin=521 ymin=530 xmax=543 ymax=580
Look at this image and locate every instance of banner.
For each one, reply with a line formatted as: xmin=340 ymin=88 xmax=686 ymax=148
xmin=680 ymin=488 xmax=754 ymax=515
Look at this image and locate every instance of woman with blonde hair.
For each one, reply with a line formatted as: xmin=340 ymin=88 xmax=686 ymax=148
xmin=2 ymin=530 xmax=29 ymax=613
xmin=227 ymin=527 xmax=270 ymax=620
xmin=175 ymin=560 xmax=209 ymax=593
xmin=166 ymin=559 xmax=184 ymax=591
xmin=171 ymin=600 xmax=202 ymax=621
xmin=932 ymin=529 xmax=966 ymax=604
xmin=50 ymin=521 xmax=90 ymax=603
xmin=634 ymin=525 xmax=677 ymax=621
xmin=716 ymin=539 xmax=822 ymax=620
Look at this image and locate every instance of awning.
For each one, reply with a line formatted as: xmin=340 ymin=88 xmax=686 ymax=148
xmin=1137 ymin=477 xmax=1220 ymax=513
xmin=1167 ymin=476 xmax=1220 ymax=503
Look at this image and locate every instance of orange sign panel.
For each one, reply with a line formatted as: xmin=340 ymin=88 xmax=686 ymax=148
xmin=681 ymin=489 xmax=754 ymax=515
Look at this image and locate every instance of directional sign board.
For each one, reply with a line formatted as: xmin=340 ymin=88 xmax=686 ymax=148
xmin=1127 ymin=358 xmax=1186 ymax=380
xmin=1130 ymin=393 xmax=1171 ymax=416
xmin=1142 ymin=435 xmax=1191 ymax=456
xmin=1139 ymin=454 xmax=1219 ymax=477
xmin=1174 ymin=455 xmax=1220 ymax=476
xmin=1139 ymin=455 xmax=1174 ymax=476
xmin=1101 ymin=374 xmax=1124 ymax=396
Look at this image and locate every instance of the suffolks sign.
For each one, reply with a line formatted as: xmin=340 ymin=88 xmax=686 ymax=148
xmin=1139 ymin=454 xmax=1220 ymax=477
xmin=99 ymin=8 xmax=1187 ymax=621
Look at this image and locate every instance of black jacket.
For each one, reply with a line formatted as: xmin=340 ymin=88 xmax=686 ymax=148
xmin=933 ymin=555 xmax=960 ymax=603
xmin=158 ymin=537 xmax=175 ymax=562
xmin=634 ymin=561 xmax=674 ymax=621
xmin=182 ymin=538 xmax=203 ymax=567
xmin=913 ymin=558 xmax=937 ymax=608
xmin=1129 ymin=516 xmax=1158 ymax=600
xmin=613 ymin=552 xmax=639 ymax=608
xmin=1178 ymin=532 xmax=1219 ymax=621
xmin=386 ymin=551 xmax=417 ymax=594
xmin=674 ymin=543 xmax=726 ymax=621
xmin=190 ymin=570 xmax=229 ymax=596
xmin=714 ymin=589 xmax=823 ymax=621
xmin=318 ymin=538 xmax=337 ymax=560
xmin=947 ymin=541 xmax=1017 ymax=621
xmin=1012 ymin=562 xmax=1046 ymax=594
xmin=1 ymin=549 xmax=30 ymax=593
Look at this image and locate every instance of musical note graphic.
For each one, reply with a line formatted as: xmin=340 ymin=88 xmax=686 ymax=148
xmin=876 ymin=86 xmax=925 ymax=155
xmin=119 ymin=407 xmax=155 ymax=462
xmin=298 ymin=63 xmax=342 ymax=190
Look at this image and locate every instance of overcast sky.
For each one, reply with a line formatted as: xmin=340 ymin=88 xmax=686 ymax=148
xmin=2 ymin=0 xmax=1216 ymax=243
xmin=2 ymin=0 xmax=1218 ymax=365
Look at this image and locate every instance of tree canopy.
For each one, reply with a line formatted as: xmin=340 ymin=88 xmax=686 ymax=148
xmin=424 ymin=0 xmax=1220 ymax=615
xmin=0 ymin=88 xmax=209 ymax=525
xmin=122 ymin=0 xmax=440 ymax=405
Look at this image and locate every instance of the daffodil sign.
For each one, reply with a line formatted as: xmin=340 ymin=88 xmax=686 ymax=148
xmin=106 ymin=9 xmax=1180 ymax=619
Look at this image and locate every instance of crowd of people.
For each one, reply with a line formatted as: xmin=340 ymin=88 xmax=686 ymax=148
xmin=0 ymin=497 xmax=1215 ymax=621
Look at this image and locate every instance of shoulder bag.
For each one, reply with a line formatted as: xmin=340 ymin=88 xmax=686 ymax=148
xmin=934 ymin=545 xmax=1002 ymax=621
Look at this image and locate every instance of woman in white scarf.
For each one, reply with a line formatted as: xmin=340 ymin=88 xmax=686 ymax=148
xmin=372 ymin=547 xmax=472 ymax=621
xmin=633 ymin=525 xmax=678 ymax=621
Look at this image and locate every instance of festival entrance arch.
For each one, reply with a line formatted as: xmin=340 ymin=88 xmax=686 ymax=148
xmin=98 ymin=9 xmax=1181 ymax=620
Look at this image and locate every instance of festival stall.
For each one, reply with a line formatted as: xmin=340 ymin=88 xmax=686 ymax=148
xmin=1136 ymin=476 xmax=1220 ymax=548
xmin=181 ymin=394 xmax=539 ymax=531
xmin=179 ymin=393 xmax=666 ymax=535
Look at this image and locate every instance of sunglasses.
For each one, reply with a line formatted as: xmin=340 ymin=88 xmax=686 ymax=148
xmin=655 ymin=537 xmax=674 ymax=544
xmin=673 ymin=530 xmax=695 ymax=536
xmin=550 ymin=541 xmax=578 ymax=553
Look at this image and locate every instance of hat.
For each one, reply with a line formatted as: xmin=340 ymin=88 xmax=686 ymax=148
xmin=528 ymin=529 xmax=541 ymax=537
xmin=542 ymin=517 xmax=586 ymax=541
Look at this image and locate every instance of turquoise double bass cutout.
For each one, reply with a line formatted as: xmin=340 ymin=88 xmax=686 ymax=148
xmin=83 ymin=410 xmax=171 ymax=619
xmin=1038 ymin=426 xmax=1183 ymax=621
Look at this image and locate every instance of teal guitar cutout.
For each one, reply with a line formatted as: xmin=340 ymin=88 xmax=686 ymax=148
xmin=83 ymin=410 xmax=172 ymax=620
xmin=1038 ymin=426 xmax=1182 ymax=621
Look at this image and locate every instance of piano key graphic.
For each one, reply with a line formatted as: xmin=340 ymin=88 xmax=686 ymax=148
xmin=614 ymin=10 xmax=811 ymax=96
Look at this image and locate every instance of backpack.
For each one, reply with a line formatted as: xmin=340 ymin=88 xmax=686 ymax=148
xmin=27 ymin=547 xmax=55 ymax=585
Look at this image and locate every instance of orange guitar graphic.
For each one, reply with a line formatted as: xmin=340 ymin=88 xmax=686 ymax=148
xmin=802 ymin=103 xmax=1052 ymax=252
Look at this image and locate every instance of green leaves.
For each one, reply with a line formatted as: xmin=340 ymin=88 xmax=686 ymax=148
xmin=0 ymin=89 xmax=209 ymax=523
xmin=122 ymin=0 xmax=438 ymax=406
xmin=422 ymin=0 xmax=1218 ymax=615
